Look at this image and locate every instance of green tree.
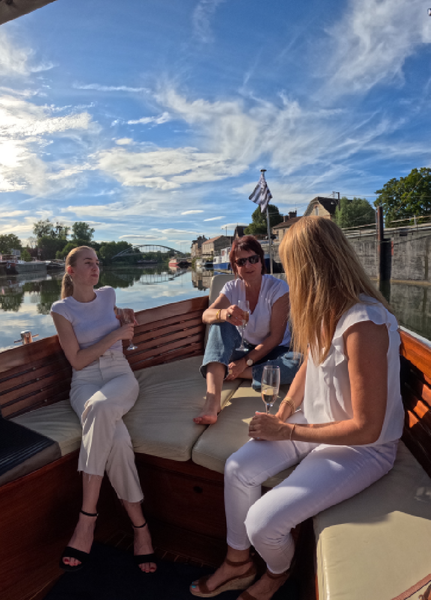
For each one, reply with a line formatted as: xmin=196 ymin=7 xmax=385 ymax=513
xmin=0 ymin=234 xmax=22 ymax=254
xmin=245 ymin=204 xmax=283 ymax=236
xmin=37 ymin=236 xmax=68 ymax=260
xmin=375 ymin=167 xmax=431 ymax=226
xmin=334 ymin=197 xmax=376 ymax=229
xmin=72 ymin=222 xmax=95 ymax=243
xmin=33 ymin=219 xmax=69 ymax=240
xmin=99 ymin=241 xmax=134 ymax=265
xmin=20 ymin=249 xmax=32 ymax=262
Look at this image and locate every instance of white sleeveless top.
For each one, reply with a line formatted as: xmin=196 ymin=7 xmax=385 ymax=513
xmin=221 ymin=275 xmax=291 ymax=346
xmin=302 ymin=295 xmax=404 ymax=447
xmin=51 ymin=286 xmax=122 ymax=353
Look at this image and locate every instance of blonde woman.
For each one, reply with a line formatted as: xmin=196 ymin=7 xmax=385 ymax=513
xmin=51 ymin=246 xmax=156 ymax=573
xmin=190 ymin=217 xmax=404 ymax=600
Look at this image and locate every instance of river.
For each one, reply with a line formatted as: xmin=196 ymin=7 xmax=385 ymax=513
xmin=1 ymin=266 xmax=430 ymax=352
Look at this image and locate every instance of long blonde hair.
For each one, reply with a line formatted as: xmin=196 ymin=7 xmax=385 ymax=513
xmin=61 ymin=246 xmax=95 ymax=299
xmin=279 ymin=217 xmax=390 ymax=364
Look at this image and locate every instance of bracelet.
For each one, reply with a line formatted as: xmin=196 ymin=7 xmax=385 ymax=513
xmin=289 ymin=424 xmax=296 ymax=441
xmin=215 ymin=309 xmax=221 ymax=321
xmin=280 ymin=397 xmax=296 ymax=416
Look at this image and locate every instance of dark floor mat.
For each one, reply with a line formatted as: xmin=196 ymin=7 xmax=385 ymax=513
xmin=45 ymin=542 xmax=299 ymax=600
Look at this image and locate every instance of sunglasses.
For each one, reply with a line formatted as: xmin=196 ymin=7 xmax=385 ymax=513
xmin=234 ymin=254 xmax=261 ymax=267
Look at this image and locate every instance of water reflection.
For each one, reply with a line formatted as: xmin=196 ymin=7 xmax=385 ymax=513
xmin=1 ymin=267 xmax=431 ymax=351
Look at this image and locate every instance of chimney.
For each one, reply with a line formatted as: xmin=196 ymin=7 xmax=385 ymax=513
xmin=288 ymin=211 xmax=297 ymax=219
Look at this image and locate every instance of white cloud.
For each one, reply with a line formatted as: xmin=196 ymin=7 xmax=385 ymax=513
xmin=118 ymin=234 xmax=161 ymax=240
xmin=192 ymin=0 xmax=226 ymax=43
xmin=181 ymin=210 xmax=204 ymax=215
xmin=127 ymin=112 xmax=171 ymax=125
xmin=324 ymin=0 xmax=431 ymax=95
xmin=116 ymin=138 xmax=134 ymax=145
xmin=221 ymin=223 xmax=248 ymax=230
xmin=204 ymin=216 xmax=225 ymax=221
xmin=0 ymin=31 xmax=32 ymax=77
xmin=74 ymin=83 xmax=148 ymax=93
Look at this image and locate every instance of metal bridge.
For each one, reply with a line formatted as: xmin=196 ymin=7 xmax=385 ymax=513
xmin=112 ymin=244 xmax=188 ymax=259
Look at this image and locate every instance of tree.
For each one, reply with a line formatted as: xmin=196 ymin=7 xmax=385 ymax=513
xmin=99 ymin=241 xmax=134 ymax=265
xmin=72 ymin=222 xmax=95 ymax=243
xmin=33 ymin=219 xmax=69 ymax=240
xmin=375 ymin=167 xmax=431 ymax=226
xmin=245 ymin=204 xmax=283 ymax=236
xmin=37 ymin=236 xmax=68 ymax=260
xmin=0 ymin=234 xmax=22 ymax=254
xmin=334 ymin=197 xmax=376 ymax=229
xmin=20 ymin=249 xmax=32 ymax=262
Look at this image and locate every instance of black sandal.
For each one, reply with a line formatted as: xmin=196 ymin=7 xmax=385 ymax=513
xmin=132 ymin=521 xmax=157 ymax=571
xmin=59 ymin=509 xmax=98 ymax=572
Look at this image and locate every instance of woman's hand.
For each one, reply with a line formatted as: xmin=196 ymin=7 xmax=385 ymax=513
xmin=225 ymin=304 xmax=248 ymax=327
xmin=226 ymin=358 xmax=247 ymax=380
xmin=116 ymin=323 xmax=135 ymax=341
xmin=115 ymin=307 xmax=139 ymax=325
xmin=249 ymin=412 xmax=289 ymax=441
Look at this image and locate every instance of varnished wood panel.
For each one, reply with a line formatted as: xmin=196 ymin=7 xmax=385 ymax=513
xmin=135 ymin=296 xmax=208 ymax=327
xmin=400 ymin=330 xmax=431 ymax=381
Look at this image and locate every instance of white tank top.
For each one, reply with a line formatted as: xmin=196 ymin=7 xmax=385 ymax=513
xmin=302 ymin=295 xmax=404 ymax=446
xmin=51 ymin=286 xmax=122 ymax=353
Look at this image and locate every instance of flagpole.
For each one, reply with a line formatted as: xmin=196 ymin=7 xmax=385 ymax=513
xmin=261 ymin=169 xmax=273 ymax=274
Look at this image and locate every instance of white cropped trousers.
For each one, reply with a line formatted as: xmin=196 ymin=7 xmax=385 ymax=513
xmin=224 ymin=433 xmax=398 ymax=575
xmin=70 ymin=350 xmax=142 ymax=503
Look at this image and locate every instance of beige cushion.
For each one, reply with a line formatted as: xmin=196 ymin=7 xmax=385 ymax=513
xmin=11 ymin=400 xmax=82 ymax=456
xmin=124 ymin=356 xmax=241 ymax=461
xmin=315 ymin=441 xmax=431 ymax=600
xmin=192 ymin=381 xmax=297 ymax=487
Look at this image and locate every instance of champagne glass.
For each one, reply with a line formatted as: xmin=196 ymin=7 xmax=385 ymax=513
xmin=121 ymin=308 xmax=138 ymax=351
xmin=236 ymin=299 xmax=250 ymax=351
xmin=261 ymin=366 xmax=280 ymax=414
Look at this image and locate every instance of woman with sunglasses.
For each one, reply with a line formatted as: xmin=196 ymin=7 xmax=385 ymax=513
xmin=194 ymin=235 xmax=300 ymax=425
xmin=190 ymin=218 xmax=403 ymax=600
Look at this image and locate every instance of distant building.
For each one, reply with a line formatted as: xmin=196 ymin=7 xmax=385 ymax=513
xmin=190 ymin=236 xmax=207 ymax=259
xmin=271 ymin=211 xmax=301 ymax=243
xmin=233 ymin=225 xmax=246 ymax=240
xmin=202 ymin=235 xmax=232 ymax=257
xmin=303 ymin=196 xmax=339 ymax=219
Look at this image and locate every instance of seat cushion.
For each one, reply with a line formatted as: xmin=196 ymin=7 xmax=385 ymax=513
xmin=124 ymin=355 xmax=241 ymax=461
xmin=192 ymin=381 xmax=297 ymax=487
xmin=0 ymin=418 xmax=61 ymax=486
xmin=314 ymin=441 xmax=431 ymax=600
xmin=11 ymin=400 xmax=82 ymax=456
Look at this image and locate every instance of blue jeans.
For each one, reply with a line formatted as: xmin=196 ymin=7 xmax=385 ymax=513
xmin=200 ymin=322 xmax=300 ymax=391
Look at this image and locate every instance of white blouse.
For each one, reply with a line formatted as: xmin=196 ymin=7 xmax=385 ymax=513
xmin=51 ymin=286 xmax=122 ymax=353
xmin=221 ymin=275 xmax=291 ymax=347
xmin=301 ymin=295 xmax=404 ymax=447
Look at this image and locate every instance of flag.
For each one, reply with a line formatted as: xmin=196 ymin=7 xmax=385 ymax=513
xmin=249 ymin=173 xmax=272 ymax=213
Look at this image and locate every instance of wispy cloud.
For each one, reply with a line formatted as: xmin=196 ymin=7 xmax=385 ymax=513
xmin=323 ymin=0 xmax=431 ymax=95
xmin=204 ymin=216 xmax=225 ymax=221
xmin=192 ymin=0 xmax=226 ymax=43
xmin=181 ymin=210 xmax=204 ymax=215
xmin=127 ymin=112 xmax=171 ymax=125
xmin=73 ymin=83 xmax=148 ymax=93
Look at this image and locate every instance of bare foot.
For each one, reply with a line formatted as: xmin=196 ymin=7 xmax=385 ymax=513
xmin=238 ymin=570 xmax=289 ymax=600
xmin=191 ymin=559 xmax=254 ymax=595
xmin=134 ymin=524 xmax=157 ymax=573
xmin=62 ymin=512 xmax=97 ymax=568
xmin=193 ymin=395 xmax=221 ymax=425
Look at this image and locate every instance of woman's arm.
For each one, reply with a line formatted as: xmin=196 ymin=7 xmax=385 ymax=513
xmin=250 ymin=320 xmax=389 ymax=446
xmin=51 ymin=312 xmax=135 ymax=371
xmin=275 ymin=356 xmax=307 ymax=421
xmin=202 ymin=294 xmax=246 ymax=327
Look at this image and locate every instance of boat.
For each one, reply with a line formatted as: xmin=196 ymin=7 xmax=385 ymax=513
xmin=0 ymin=273 xmax=430 ymax=600
xmin=45 ymin=260 xmax=65 ymax=271
xmin=0 ymin=254 xmax=48 ymax=276
xmin=169 ymin=257 xmax=190 ymax=269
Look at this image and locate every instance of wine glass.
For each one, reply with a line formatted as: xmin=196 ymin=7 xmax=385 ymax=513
xmin=121 ymin=308 xmax=138 ymax=351
xmin=235 ymin=299 xmax=250 ymax=351
xmin=261 ymin=366 xmax=280 ymax=414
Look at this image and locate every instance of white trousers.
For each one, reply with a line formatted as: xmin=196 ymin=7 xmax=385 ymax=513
xmin=224 ymin=432 xmax=398 ymax=574
xmin=70 ymin=351 xmax=143 ymax=503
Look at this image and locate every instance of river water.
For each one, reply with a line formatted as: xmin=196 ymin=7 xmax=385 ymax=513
xmin=1 ymin=266 xmax=430 ymax=352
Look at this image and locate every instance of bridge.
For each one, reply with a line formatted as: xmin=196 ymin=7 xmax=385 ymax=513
xmin=112 ymin=244 xmax=189 ymax=259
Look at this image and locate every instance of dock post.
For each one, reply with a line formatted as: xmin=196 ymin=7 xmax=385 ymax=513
xmin=376 ymin=206 xmax=391 ymax=301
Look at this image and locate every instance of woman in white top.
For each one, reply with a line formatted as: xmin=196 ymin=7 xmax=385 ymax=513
xmin=190 ymin=218 xmax=404 ymax=599
xmin=51 ymin=246 xmax=156 ymax=574
xmin=194 ymin=235 xmax=300 ymax=425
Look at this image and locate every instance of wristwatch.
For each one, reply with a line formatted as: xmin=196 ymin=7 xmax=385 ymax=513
xmin=246 ymin=358 xmax=254 ymax=367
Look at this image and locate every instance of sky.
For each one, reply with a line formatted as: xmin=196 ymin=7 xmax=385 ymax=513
xmin=0 ymin=0 xmax=430 ymax=251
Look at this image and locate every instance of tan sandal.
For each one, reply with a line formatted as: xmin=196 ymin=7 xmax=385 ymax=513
xmin=237 ymin=568 xmax=290 ymax=600
xmin=190 ymin=557 xmax=257 ymax=598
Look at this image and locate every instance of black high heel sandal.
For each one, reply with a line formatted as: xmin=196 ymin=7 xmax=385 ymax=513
xmin=59 ymin=509 xmax=98 ymax=572
xmin=132 ymin=521 xmax=157 ymax=572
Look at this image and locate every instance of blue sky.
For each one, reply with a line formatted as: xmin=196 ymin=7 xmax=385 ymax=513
xmin=1 ymin=0 xmax=430 ymax=250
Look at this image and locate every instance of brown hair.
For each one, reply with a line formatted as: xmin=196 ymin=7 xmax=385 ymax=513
xmin=61 ymin=246 xmax=96 ymax=299
xmin=229 ymin=235 xmax=266 ymax=277
xmin=279 ymin=217 xmax=391 ymax=364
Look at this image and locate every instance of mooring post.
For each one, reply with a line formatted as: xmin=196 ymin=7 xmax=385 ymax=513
xmin=376 ymin=206 xmax=391 ymax=300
